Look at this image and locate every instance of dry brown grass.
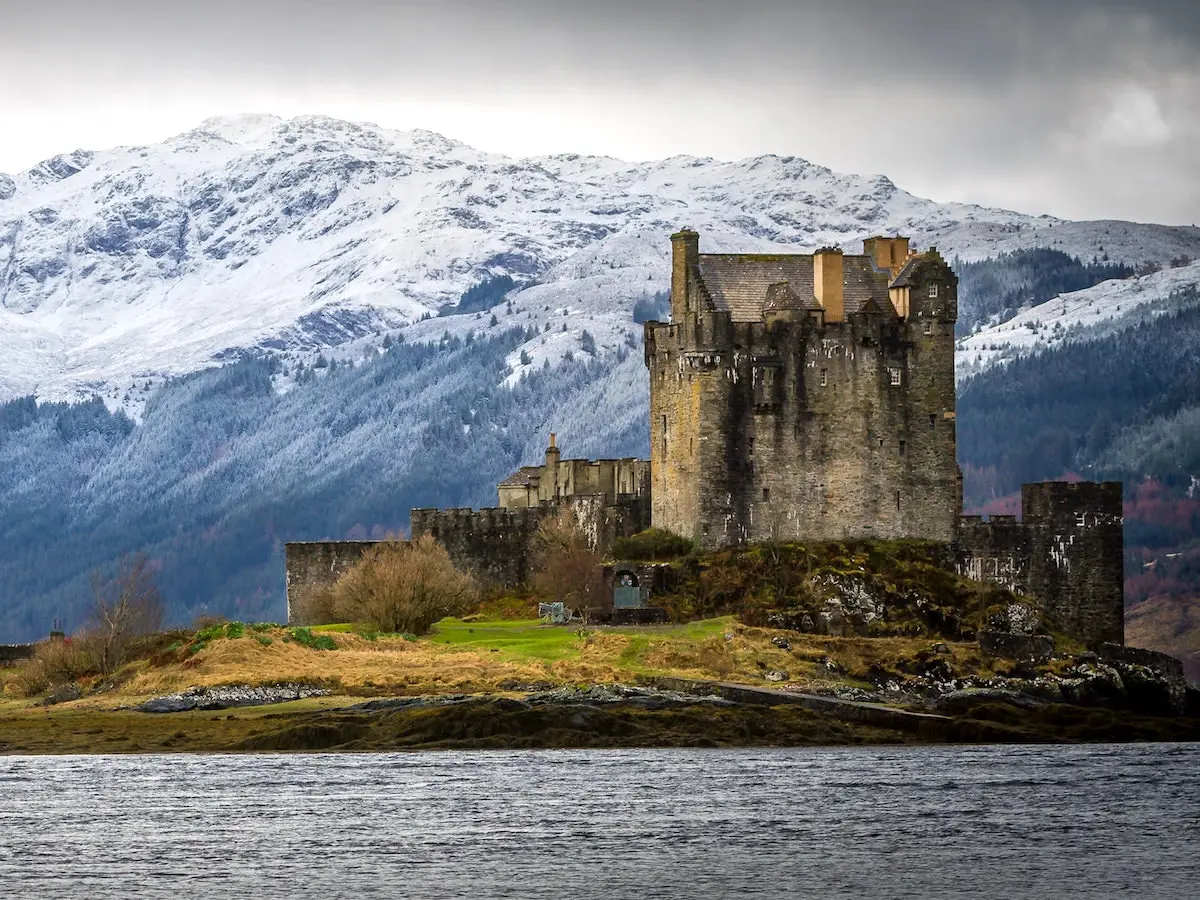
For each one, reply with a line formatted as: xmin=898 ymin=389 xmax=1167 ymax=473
xmin=4 ymin=617 xmax=999 ymax=714
xmin=5 ymin=640 xmax=98 ymax=698
xmin=119 ymin=632 xmax=555 ymax=697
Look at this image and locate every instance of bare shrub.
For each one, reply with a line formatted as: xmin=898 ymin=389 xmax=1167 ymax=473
xmin=8 ymin=639 xmax=95 ymax=698
xmin=87 ymin=552 xmax=165 ymax=675
xmin=331 ymin=536 xmax=478 ymax=634
xmin=289 ymin=583 xmax=339 ymax=627
xmin=531 ymin=507 xmax=606 ymax=616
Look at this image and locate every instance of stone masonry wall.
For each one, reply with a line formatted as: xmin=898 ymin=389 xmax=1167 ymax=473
xmin=411 ymin=496 xmax=650 ymax=587
xmin=646 ymin=247 xmax=958 ymax=548
xmin=0 ymin=643 xmax=36 ymax=665
xmin=1023 ymin=481 xmax=1124 ymax=647
xmin=285 ymin=541 xmax=376 ymax=625
xmin=287 ymin=496 xmax=650 ymax=626
xmin=410 ymin=506 xmax=551 ymax=587
xmin=957 ymin=481 xmax=1125 ymax=647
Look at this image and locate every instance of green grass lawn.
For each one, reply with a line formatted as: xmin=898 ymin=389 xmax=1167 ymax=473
xmin=426 ymin=616 xmax=735 ymax=662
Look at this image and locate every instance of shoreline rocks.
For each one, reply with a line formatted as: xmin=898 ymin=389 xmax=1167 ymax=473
xmin=136 ymin=683 xmax=331 ymax=713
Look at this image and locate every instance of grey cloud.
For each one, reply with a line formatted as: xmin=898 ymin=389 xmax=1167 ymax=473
xmin=4 ymin=1 xmax=1198 ymax=86
xmin=1 ymin=0 xmax=1197 ymax=222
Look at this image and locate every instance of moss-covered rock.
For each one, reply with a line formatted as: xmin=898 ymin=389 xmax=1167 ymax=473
xmin=654 ymin=540 xmax=1043 ymax=641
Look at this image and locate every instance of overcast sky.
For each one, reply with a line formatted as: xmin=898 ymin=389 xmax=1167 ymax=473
xmin=1 ymin=0 xmax=1197 ymax=224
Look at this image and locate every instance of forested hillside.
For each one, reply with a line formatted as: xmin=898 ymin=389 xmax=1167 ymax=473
xmin=3 ymin=246 xmax=1199 ymax=644
xmin=953 ymin=248 xmax=1134 ymax=336
xmin=0 ymin=330 xmax=648 ymax=641
xmin=958 ymin=286 xmax=1200 ymax=502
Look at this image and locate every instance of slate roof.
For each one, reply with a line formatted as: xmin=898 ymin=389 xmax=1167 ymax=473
xmin=888 ymin=255 xmax=924 ymax=288
xmin=696 ymin=254 xmax=891 ymax=322
xmin=498 ymin=466 xmax=541 ymax=488
xmin=763 ymin=280 xmax=823 ymax=312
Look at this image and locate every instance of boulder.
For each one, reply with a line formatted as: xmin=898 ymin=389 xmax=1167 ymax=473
xmin=979 ymin=630 xmax=1054 ymax=664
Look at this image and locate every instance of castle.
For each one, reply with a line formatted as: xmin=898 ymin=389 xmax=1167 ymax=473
xmin=286 ymin=229 xmax=1125 ymax=647
xmin=646 ymin=230 xmax=958 ymax=547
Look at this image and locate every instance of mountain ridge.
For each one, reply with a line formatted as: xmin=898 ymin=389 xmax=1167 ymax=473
xmin=5 ymin=113 xmax=1200 ymax=408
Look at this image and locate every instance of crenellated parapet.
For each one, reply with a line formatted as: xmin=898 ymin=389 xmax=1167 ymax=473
xmin=645 ymin=229 xmax=958 ymax=548
xmin=957 ymin=481 xmax=1125 ymax=647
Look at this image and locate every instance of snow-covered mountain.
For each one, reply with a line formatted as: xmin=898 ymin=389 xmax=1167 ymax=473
xmin=956 ymin=260 xmax=1200 ymax=380
xmin=4 ymin=112 xmax=1200 ymax=406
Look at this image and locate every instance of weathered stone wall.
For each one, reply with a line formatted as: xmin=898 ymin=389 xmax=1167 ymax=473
xmin=957 ymin=481 xmax=1125 ymax=648
xmin=284 ymin=541 xmax=377 ymax=624
xmin=646 ymin=241 xmax=958 ymax=548
xmin=0 ymin=643 xmax=36 ymax=665
xmin=957 ymin=515 xmax=1030 ymax=593
xmin=410 ymin=506 xmax=551 ymax=587
xmin=286 ymin=495 xmax=651 ymax=625
xmin=1022 ymin=481 xmax=1124 ymax=648
xmin=411 ymin=495 xmax=651 ymax=588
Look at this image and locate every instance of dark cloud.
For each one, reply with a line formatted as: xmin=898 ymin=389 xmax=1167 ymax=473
xmin=1 ymin=1 xmax=1197 ymax=222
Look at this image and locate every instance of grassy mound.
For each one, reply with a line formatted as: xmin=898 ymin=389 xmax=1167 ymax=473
xmin=652 ymin=540 xmax=1039 ymax=640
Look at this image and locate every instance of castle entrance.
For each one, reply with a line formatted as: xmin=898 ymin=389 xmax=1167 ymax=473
xmin=612 ymin=570 xmax=642 ymax=609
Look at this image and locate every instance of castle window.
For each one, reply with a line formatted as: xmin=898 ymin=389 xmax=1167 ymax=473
xmin=923 ymin=321 xmax=933 ymax=335
xmin=820 ymin=368 xmax=828 ymax=387
xmin=899 ymin=440 xmax=906 ymax=456
xmin=888 ymin=367 xmax=902 ymax=386
xmin=928 ymin=283 xmax=939 ymax=299
xmin=762 ymin=487 xmax=770 ymax=501
xmin=748 ymin=437 xmax=754 ymax=455
xmin=929 ymin=414 xmax=936 ymax=431
xmin=895 ymin=490 xmax=901 ymax=511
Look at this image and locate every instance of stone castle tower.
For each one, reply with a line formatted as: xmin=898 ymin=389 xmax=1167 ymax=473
xmin=644 ymin=229 xmax=960 ymax=548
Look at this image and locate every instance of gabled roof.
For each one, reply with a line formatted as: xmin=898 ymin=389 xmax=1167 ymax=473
xmin=498 ymin=466 xmax=541 ymax=488
xmin=889 ymin=255 xmax=924 ymax=288
xmin=858 ymin=295 xmax=896 ymax=318
xmin=763 ymin=280 xmax=822 ymax=312
xmin=697 ymin=253 xmax=891 ymax=322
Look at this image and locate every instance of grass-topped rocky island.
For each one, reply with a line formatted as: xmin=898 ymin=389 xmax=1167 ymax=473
xmin=2 ymin=529 xmax=1197 ymax=754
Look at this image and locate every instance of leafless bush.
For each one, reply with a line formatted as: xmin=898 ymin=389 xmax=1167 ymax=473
xmin=531 ymin=507 xmax=607 ymax=616
xmin=290 ymin=583 xmax=339 ymax=627
xmin=7 ymin=639 xmax=95 ymax=698
xmin=331 ymin=536 xmax=478 ymax=634
xmin=87 ymin=552 xmax=165 ymax=675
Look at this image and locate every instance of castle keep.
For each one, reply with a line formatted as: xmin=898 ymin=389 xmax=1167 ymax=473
xmin=645 ymin=230 xmax=959 ymax=548
xmin=286 ymin=228 xmax=1125 ymax=647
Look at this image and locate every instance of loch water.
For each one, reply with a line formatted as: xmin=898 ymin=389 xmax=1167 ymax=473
xmin=1 ymin=743 xmax=1197 ymax=899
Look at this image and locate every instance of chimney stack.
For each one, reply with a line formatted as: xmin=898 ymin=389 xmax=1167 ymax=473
xmin=813 ymin=247 xmax=845 ymax=323
xmin=670 ymin=228 xmax=699 ymax=319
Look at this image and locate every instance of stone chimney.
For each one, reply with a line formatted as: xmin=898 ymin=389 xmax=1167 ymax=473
xmin=813 ymin=247 xmax=844 ymax=323
xmin=862 ymin=236 xmax=910 ymax=279
xmin=670 ymin=227 xmax=699 ymax=320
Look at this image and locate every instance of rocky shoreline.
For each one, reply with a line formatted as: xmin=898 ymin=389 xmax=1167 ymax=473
xmin=135 ymin=683 xmax=332 ymax=713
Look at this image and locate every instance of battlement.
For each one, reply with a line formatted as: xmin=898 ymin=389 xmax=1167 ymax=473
xmin=1023 ymin=480 xmax=1123 ymax=524
xmin=957 ymin=480 xmax=1125 ymax=647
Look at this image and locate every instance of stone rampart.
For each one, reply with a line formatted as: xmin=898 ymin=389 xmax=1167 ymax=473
xmin=957 ymin=481 xmax=1124 ymax=648
xmin=0 ymin=643 xmax=36 ymax=665
xmin=284 ymin=540 xmax=377 ymax=625
xmin=410 ymin=506 xmax=551 ymax=587
xmin=411 ymin=495 xmax=651 ymax=588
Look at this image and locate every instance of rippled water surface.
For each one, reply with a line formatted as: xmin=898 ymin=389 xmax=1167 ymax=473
xmin=1 ymin=744 xmax=1198 ymax=899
